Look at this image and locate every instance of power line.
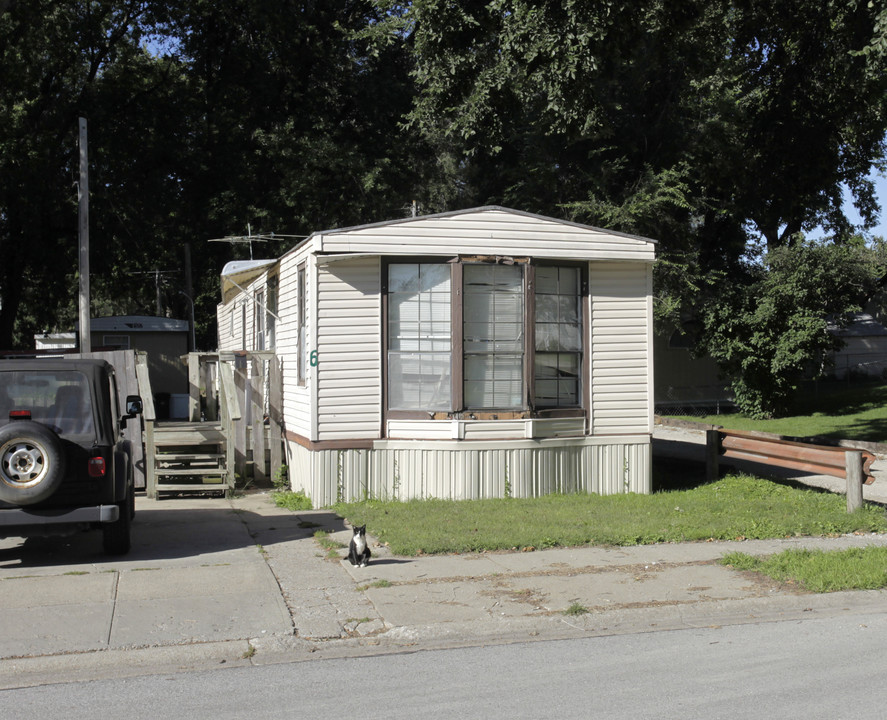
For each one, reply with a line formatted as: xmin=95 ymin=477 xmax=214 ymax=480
xmin=128 ymin=269 xmax=177 ymax=315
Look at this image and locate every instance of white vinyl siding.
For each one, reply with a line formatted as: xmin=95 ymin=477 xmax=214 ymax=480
xmin=216 ymin=303 xmax=234 ymax=351
xmin=386 ymin=417 xmax=586 ymax=440
xmin=222 ymin=207 xmax=655 ymax=500
xmin=277 ymin=251 xmax=312 ymax=438
xmin=318 ymin=208 xmax=655 ymax=262
xmin=315 ymin=257 xmax=381 ymax=440
xmin=590 ymin=262 xmax=653 ymax=434
xmin=218 ymin=274 xmax=270 ymax=353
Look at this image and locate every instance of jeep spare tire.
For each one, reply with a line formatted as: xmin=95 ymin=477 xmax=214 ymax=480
xmin=0 ymin=421 xmax=66 ymax=505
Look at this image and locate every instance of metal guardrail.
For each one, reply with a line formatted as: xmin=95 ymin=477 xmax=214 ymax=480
xmin=708 ymin=429 xmax=876 ymax=485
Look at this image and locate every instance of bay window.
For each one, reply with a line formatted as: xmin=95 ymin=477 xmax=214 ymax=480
xmin=533 ymin=266 xmax=581 ymax=408
xmin=463 ymin=264 xmax=524 ymax=409
xmin=387 ymin=264 xmax=452 ymax=410
xmin=386 ymin=259 xmax=584 ymax=416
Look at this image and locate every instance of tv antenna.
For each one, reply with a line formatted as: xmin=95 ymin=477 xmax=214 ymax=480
xmin=207 ymin=224 xmax=305 ymax=259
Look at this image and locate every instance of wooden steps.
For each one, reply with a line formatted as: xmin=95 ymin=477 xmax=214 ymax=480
xmin=137 ymin=352 xmax=283 ymax=501
xmin=145 ymin=420 xmax=233 ymax=498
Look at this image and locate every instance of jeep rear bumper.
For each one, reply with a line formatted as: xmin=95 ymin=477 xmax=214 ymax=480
xmin=0 ymin=504 xmax=119 ymax=530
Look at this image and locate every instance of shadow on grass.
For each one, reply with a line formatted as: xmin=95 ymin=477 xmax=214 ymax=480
xmin=794 ymin=380 xmax=887 ymax=416
xmin=652 ymin=457 xmax=709 ymax=492
xmin=651 ymin=454 xmax=887 ymax=510
xmin=787 ymin=380 xmax=887 ymax=444
xmin=809 ymin=417 xmax=887 ymax=444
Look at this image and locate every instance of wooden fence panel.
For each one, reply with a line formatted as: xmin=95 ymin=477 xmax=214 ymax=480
xmin=268 ymin=355 xmax=284 ymax=481
xmin=250 ymin=358 xmax=267 ymax=483
xmin=234 ymin=363 xmax=248 ymax=481
xmin=79 ymin=349 xmax=147 ymax=490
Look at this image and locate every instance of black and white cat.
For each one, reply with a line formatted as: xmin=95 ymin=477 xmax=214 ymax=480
xmin=347 ymin=524 xmax=371 ymax=567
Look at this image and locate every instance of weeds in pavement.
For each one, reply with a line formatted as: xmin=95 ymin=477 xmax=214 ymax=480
xmin=314 ymin=529 xmax=346 ymax=560
xmin=357 ymin=579 xmax=392 ymax=591
xmin=273 ymin=489 xmax=312 ymax=511
xmin=722 ymin=546 xmax=887 ymax=592
xmin=563 ymin=603 xmax=589 ymax=616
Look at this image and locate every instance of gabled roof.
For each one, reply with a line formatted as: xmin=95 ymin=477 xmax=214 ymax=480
xmin=316 ymin=205 xmax=657 ymax=244
xmin=221 ymin=207 xmax=659 ymax=297
xmin=291 ymin=206 xmax=657 ymax=263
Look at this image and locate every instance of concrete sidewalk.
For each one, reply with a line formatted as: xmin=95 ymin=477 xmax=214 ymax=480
xmin=2 ymin=480 xmax=887 ymax=689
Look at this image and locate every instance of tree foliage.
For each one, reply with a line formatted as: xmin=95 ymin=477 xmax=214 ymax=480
xmin=2 ymin=0 xmax=887 ymax=417
xmin=0 ymin=0 xmax=428 ymax=349
xmin=395 ymin=0 xmax=887 ymax=250
xmin=699 ymin=241 xmax=887 ymax=418
xmin=380 ymin=0 xmax=887 ymax=414
xmin=0 ymin=0 xmax=164 ymax=345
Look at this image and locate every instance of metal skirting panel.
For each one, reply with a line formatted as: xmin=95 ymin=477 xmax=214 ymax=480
xmin=286 ymin=438 xmax=651 ymax=505
xmin=286 ymin=442 xmax=314 ymax=496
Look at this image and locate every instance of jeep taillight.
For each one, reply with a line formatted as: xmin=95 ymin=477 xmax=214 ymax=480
xmin=88 ymin=456 xmax=106 ymax=477
xmin=9 ymin=410 xmax=31 ymax=421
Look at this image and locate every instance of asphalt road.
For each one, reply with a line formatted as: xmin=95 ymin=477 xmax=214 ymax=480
xmin=4 ymin=610 xmax=887 ymax=719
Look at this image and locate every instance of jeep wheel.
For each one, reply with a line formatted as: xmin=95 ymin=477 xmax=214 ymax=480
xmin=102 ymin=493 xmax=132 ymax=555
xmin=0 ymin=421 xmax=66 ymax=505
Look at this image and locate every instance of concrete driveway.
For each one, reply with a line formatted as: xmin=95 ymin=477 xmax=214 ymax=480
xmin=2 ymin=464 xmax=887 ymax=689
xmin=0 ymin=496 xmax=298 ymax=658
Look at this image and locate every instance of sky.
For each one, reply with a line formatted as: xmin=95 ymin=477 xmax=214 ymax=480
xmin=832 ymin=170 xmax=887 ymax=241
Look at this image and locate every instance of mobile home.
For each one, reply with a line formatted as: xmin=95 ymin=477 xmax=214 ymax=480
xmin=217 ymin=207 xmax=656 ymax=504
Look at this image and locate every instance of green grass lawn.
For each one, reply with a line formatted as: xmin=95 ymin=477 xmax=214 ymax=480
xmin=668 ymin=380 xmax=887 ymax=443
xmin=332 ymin=474 xmax=887 ymax=556
xmin=722 ymin=546 xmax=887 ymax=592
xmin=271 ymin=383 xmax=887 ymax=591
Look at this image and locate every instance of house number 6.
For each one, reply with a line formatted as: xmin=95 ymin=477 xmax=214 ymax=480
xmin=310 ymin=350 xmax=318 ymax=367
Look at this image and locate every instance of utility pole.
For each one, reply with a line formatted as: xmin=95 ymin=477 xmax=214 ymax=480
xmin=183 ymin=243 xmax=195 ymax=352
xmin=127 ymin=269 xmax=176 ymax=315
xmin=153 ymin=269 xmax=162 ymax=315
xmin=78 ymin=118 xmax=90 ymax=353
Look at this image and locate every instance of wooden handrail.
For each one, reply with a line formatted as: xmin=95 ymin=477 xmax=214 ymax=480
xmin=218 ymin=360 xmax=241 ymax=421
xmin=134 ymin=353 xmax=156 ymax=421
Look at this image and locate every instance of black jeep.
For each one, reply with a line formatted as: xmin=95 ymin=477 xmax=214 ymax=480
xmin=0 ymin=358 xmax=142 ymax=555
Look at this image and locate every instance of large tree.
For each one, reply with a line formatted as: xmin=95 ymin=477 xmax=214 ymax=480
xmin=390 ymin=0 xmax=887 ymax=245
xmin=378 ymin=0 xmax=887 ymax=414
xmin=700 ymin=240 xmax=886 ymax=418
xmin=0 ymin=0 xmax=169 ymax=347
xmin=0 ymin=0 xmax=430 ymax=349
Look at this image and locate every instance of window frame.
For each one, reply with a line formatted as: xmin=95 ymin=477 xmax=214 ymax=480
xmin=266 ymin=273 xmax=279 ymax=350
xmin=529 ymin=263 xmax=586 ymax=411
xmin=296 ymin=263 xmax=307 ymax=386
xmin=383 ymin=257 xmax=587 ymax=423
xmin=254 ymin=289 xmax=265 ymax=350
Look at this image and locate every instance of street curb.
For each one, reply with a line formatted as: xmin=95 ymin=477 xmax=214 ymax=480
xmin=5 ymin=584 xmax=885 ymax=690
